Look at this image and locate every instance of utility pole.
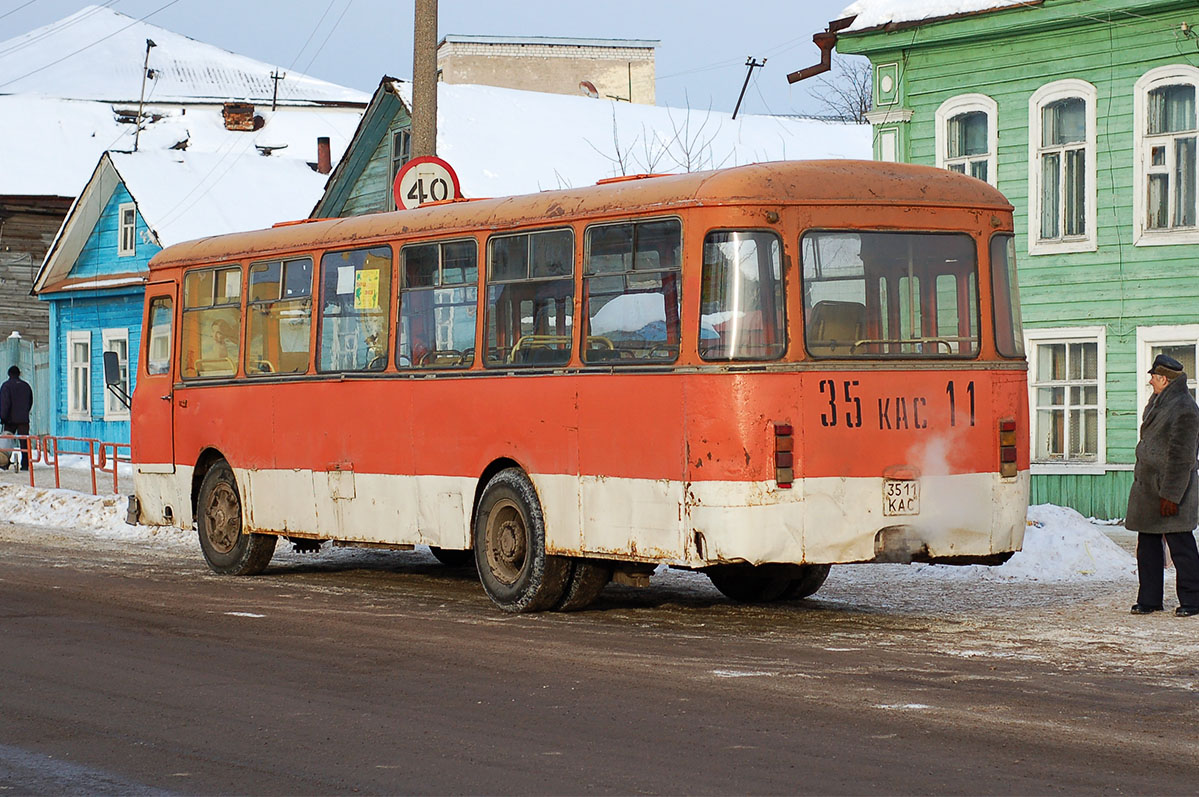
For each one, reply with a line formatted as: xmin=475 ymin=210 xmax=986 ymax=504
xmin=411 ymin=0 xmax=438 ymax=158
xmin=731 ymin=56 xmax=766 ymax=120
xmin=270 ymin=69 xmax=286 ymax=111
xmin=133 ymin=38 xmax=156 ymax=152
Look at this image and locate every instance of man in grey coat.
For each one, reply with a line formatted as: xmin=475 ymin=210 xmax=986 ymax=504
xmin=1127 ymin=354 xmax=1199 ymax=616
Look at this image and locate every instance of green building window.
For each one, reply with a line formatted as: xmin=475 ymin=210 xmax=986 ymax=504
xmin=1030 ymin=337 xmax=1100 ymax=463
xmin=1039 ymin=98 xmax=1087 ymax=240
xmin=1146 ymin=84 xmax=1196 ymax=230
xmin=947 ymin=111 xmax=989 ymax=181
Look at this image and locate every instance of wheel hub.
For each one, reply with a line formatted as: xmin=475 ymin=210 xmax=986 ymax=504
xmin=204 ymin=482 xmax=241 ymax=554
xmin=486 ymin=499 xmax=527 ymax=585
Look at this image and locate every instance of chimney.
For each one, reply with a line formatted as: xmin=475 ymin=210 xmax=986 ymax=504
xmin=317 ymin=137 xmax=332 ymax=174
xmin=222 ymin=101 xmax=256 ymax=131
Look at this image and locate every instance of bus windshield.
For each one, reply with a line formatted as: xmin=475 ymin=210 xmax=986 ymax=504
xmin=802 ymin=231 xmax=979 ymax=358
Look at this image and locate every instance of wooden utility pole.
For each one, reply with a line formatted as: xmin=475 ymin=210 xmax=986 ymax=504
xmin=411 ymin=0 xmax=438 ymax=158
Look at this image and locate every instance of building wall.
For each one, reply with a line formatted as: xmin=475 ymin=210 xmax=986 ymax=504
xmin=47 ymin=289 xmax=143 ymax=444
xmin=438 ymin=40 xmax=655 ymax=104
xmin=839 ymin=0 xmax=1196 ymax=517
xmin=338 ymin=108 xmax=413 ymax=217
xmin=74 ymin=185 xmax=158 ymax=276
xmin=0 ymin=197 xmax=71 ymax=345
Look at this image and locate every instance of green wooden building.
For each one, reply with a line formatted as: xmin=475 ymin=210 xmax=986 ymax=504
xmin=825 ymin=0 xmax=1199 ymax=518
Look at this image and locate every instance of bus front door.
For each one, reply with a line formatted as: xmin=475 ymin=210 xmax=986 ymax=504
xmin=132 ymin=284 xmax=177 ymax=474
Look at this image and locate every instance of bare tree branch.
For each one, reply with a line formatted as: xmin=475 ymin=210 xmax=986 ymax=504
xmin=809 ymin=57 xmax=872 ymax=124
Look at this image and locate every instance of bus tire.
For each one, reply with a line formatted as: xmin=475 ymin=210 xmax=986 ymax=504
xmin=473 ymin=468 xmax=570 ymax=613
xmin=705 ymin=563 xmax=794 ymax=603
xmin=554 ymin=559 xmax=612 ymax=612
xmin=781 ymin=564 xmax=831 ymax=600
xmin=428 ymin=546 xmax=474 ymax=567
xmin=196 ymin=461 xmax=276 ymax=576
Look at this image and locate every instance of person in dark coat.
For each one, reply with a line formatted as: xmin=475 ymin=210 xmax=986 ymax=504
xmin=0 ymin=365 xmax=33 ymax=471
xmin=1127 ymin=354 xmax=1199 ymax=616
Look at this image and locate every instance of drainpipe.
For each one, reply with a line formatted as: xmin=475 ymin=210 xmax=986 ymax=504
xmin=787 ymin=17 xmax=854 ymax=84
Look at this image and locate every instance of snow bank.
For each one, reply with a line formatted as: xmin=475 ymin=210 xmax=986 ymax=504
xmin=0 ymin=484 xmax=189 ymax=547
xmin=840 ymin=0 xmax=1031 ymax=32
xmin=906 ymin=504 xmax=1135 ymax=582
xmin=0 ymin=482 xmax=1136 ymax=584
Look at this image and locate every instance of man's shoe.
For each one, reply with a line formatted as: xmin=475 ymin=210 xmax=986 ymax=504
xmin=1131 ymin=603 xmax=1164 ymax=614
xmin=1175 ymin=606 xmax=1199 ymax=617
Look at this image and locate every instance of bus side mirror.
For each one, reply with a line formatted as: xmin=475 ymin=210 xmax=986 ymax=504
xmin=103 ymin=351 xmax=132 ymax=409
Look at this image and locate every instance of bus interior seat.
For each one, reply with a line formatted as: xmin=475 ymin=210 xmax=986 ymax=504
xmin=586 ymin=348 xmax=622 ymax=363
xmin=807 ymin=301 xmax=866 ymax=355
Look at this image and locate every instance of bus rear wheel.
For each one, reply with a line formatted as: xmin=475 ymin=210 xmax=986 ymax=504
xmin=780 ymin=564 xmax=831 ymax=600
xmin=705 ymin=563 xmax=796 ymax=603
xmin=473 ymin=468 xmax=570 ymax=613
xmin=196 ymin=461 xmax=276 ymax=576
xmin=428 ymin=546 xmax=474 ymax=567
xmin=554 ymin=559 xmax=612 ymax=612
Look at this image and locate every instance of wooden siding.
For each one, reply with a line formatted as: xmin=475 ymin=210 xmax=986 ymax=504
xmin=0 ymin=197 xmax=71 ymax=345
xmin=340 ymin=107 xmax=412 ymax=217
xmin=839 ymin=0 xmax=1197 ymax=513
xmin=48 ymin=289 xmax=143 ymax=444
xmin=73 ymin=185 xmax=159 ymax=277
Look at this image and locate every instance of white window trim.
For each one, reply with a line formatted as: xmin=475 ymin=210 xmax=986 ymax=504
xmin=67 ymin=330 xmax=91 ymax=422
xmin=1028 ymin=79 xmax=1098 ymax=255
xmin=1025 ymin=326 xmax=1107 ymax=474
xmin=101 ymin=327 xmax=130 ymax=422
xmin=1135 ymin=324 xmax=1199 ymax=422
xmin=877 ymin=127 xmax=899 ymax=163
xmin=935 ymin=93 xmax=998 ymax=188
xmin=1133 ymin=64 xmax=1199 ymax=247
xmin=117 ymin=201 xmax=136 ymax=257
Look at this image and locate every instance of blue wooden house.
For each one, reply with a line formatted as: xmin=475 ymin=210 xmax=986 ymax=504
xmin=34 ymin=150 xmax=330 ymax=443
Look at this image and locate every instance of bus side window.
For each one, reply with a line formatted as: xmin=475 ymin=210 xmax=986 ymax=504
xmin=398 ymin=239 xmax=478 ymax=369
xmin=180 ymin=265 xmax=242 ymax=379
xmin=583 ymin=218 xmax=682 ymax=365
xmin=145 ymin=296 xmax=173 ymax=376
xmin=485 ymin=229 xmax=574 ymax=367
xmin=699 ymin=230 xmax=786 ymax=362
xmin=246 ymin=256 xmax=313 ymax=376
xmin=317 ymin=246 xmax=392 ymax=373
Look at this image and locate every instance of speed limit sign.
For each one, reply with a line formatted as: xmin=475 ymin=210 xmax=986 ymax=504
xmin=393 ymin=156 xmax=462 ymax=210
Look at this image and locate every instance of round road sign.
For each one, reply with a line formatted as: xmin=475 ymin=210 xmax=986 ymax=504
xmin=393 ymin=156 xmax=462 ymax=210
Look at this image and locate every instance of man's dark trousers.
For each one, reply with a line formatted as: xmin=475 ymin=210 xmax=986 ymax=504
xmin=3 ymin=422 xmax=30 ymax=470
xmin=1137 ymin=531 xmax=1199 ymax=607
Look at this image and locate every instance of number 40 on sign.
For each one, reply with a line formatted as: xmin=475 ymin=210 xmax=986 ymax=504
xmin=393 ymin=156 xmax=463 ymax=210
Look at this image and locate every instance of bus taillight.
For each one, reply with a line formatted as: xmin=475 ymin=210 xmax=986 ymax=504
xmin=775 ymin=423 xmax=794 ymax=488
xmin=999 ymin=418 xmax=1018 ymax=478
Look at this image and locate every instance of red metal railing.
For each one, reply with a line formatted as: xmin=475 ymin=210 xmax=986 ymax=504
xmin=0 ymin=434 xmax=131 ymax=495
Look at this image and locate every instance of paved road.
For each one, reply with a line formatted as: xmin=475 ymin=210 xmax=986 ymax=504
xmin=1 ymin=523 xmax=1197 ymax=795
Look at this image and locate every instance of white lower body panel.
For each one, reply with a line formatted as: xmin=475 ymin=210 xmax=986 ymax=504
xmin=133 ymin=466 xmax=1028 ymax=567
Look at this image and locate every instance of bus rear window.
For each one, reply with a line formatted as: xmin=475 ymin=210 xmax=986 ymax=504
xmin=990 ymin=234 xmax=1024 ymax=358
xmin=802 ymin=231 xmax=978 ymax=358
xmin=699 ymin=230 xmax=786 ymax=361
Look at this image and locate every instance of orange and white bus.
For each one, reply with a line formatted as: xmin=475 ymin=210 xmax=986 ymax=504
xmin=121 ymin=160 xmax=1029 ymax=612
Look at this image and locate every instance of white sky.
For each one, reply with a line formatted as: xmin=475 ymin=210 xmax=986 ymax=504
xmin=1 ymin=0 xmax=863 ymax=116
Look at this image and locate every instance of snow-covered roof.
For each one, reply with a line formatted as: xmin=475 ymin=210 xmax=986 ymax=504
xmin=439 ymin=34 xmax=659 ymax=49
xmin=0 ymin=95 xmax=361 ymax=198
xmin=380 ymin=80 xmax=872 ymax=200
xmin=838 ymin=0 xmax=1038 ymax=32
xmin=36 ymin=150 xmax=328 ymax=293
xmin=0 ymin=5 xmax=369 ymax=106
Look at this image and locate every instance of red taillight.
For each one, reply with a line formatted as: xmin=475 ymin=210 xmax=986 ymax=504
xmin=774 ymin=423 xmax=794 ymax=488
xmin=999 ymin=417 xmax=1018 ymax=478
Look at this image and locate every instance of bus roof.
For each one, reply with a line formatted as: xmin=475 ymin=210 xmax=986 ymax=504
xmin=149 ymin=159 xmax=1013 ymax=271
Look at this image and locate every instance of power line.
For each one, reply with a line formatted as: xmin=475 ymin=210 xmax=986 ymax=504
xmin=0 ymin=1 xmax=39 ymax=23
xmin=0 ymin=0 xmax=182 ymax=91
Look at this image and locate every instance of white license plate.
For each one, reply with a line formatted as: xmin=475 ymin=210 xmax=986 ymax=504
xmin=883 ymin=479 xmax=919 ymax=516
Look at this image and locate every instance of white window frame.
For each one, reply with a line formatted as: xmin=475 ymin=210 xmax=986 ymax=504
xmin=935 ymin=94 xmax=998 ymax=187
xmin=67 ymin=330 xmax=92 ymax=422
xmin=101 ymin=327 xmax=130 ymax=421
xmin=1135 ymin=324 xmax=1199 ymax=423
xmin=1133 ymin=65 xmax=1199 ymax=246
xmin=1028 ymin=80 xmax=1097 ymax=255
xmin=117 ymin=201 xmax=137 ymax=257
xmin=877 ymin=127 xmax=899 ymax=163
xmin=1025 ymin=326 xmax=1107 ymax=474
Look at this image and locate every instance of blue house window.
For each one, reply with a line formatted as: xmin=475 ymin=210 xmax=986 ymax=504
xmin=118 ymin=202 xmax=137 ymax=257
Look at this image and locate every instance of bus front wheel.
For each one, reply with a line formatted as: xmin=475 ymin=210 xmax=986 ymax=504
xmin=196 ymin=461 xmax=276 ymax=576
xmin=473 ymin=468 xmax=570 ymax=612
